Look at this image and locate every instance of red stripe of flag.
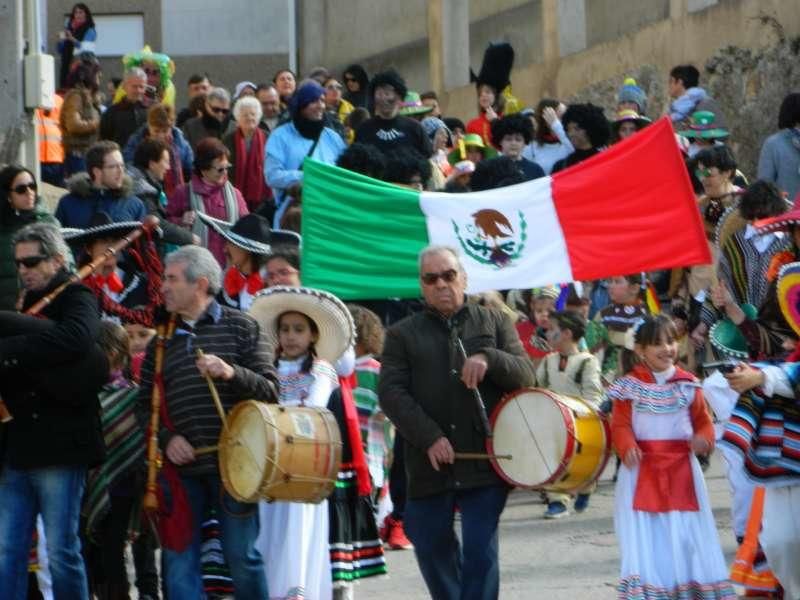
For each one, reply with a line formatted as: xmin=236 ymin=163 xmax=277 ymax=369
xmin=551 ymin=117 xmax=711 ymax=280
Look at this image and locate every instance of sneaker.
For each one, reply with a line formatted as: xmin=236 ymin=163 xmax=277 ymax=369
xmin=378 ymin=515 xmax=392 ymax=542
xmin=544 ymin=501 xmax=569 ymax=519
xmin=386 ymin=518 xmax=414 ymax=550
xmin=574 ymin=493 xmax=591 ymax=513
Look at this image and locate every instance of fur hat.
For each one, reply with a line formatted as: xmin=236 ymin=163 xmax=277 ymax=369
xmin=617 ymin=77 xmax=647 ymax=115
xmin=561 ymin=103 xmax=611 ymax=149
xmin=471 ymin=42 xmax=515 ymax=93
xmin=369 ymin=69 xmax=408 ymax=102
xmin=490 ymin=113 xmax=534 ymax=146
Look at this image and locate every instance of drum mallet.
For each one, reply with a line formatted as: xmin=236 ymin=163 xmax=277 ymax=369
xmin=456 ymin=338 xmax=492 ymax=438
xmin=195 ymin=349 xmax=228 ymax=433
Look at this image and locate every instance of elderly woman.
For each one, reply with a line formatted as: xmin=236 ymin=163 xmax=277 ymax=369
xmin=123 ymin=103 xmax=193 ymax=196
xmin=167 ymin=137 xmax=248 ymax=266
xmin=264 ymin=80 xmax=346 ymax=228
xmin=0 ymin=166 xmax=58 ymax=309
xmin=60 ymin=54 xmax=102 ymax=176
xmin=223 ymin=96 xmax=270 ymax=213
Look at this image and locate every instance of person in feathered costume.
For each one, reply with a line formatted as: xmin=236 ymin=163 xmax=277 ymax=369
xmin=114 ymin=45 xmax=176 ymax=108
xmin=466 ymin=42 xmax=521 ymax=146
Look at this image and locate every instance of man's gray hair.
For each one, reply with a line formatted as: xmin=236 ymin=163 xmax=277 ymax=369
xmin=207 ymin=86 xmax=231 ymax=105
xmin=124 ymin=66 xmax=147 ymax=81
xmin=233 ymin=95 xmax=263 ymax=122
xmin=165 ymin=246 xmax=222 ymax=295
xmin=12 ymin=222 xmax=74 ymax=269
xmin=418 ymin=244 xmax=464 ymax=273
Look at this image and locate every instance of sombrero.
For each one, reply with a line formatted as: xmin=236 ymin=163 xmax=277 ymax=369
xmin=61 ymin=212 xmax=144 ymax=246
xmin=678 ymin=110 xmax=729 ymax=140
xmin=777 ymin=261 xmax=800 ymax=338
xmin=399 ymin=91 xmax=434 ymax=117
xmin=447 ymin=133 xmax=498 ymax=165
xmin=709 ymin=303 xmax=758 ymax=360
xmin=248 ymin=286 xmax=355 ymax=363
xmin=754 ymin=193 xmax=800 ymax=234
xmin=197 ymin=213 xmax=301 ymax=255
xmin=612 ymin=108 xmax=651 ymax=129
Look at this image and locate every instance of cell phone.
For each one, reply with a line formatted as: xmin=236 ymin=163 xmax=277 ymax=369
xmin=701 ymin=360 xmax=738 ymax=374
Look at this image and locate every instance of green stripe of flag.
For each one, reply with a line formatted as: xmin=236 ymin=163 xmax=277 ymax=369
xmin=301 ymin=159 xmax=429 ymax=300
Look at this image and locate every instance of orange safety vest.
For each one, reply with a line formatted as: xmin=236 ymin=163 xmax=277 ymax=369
xmin=36 ymin=94 xmax=64 ymax=164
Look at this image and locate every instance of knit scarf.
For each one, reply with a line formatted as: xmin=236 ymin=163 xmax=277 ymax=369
xmin=292 ymin=114 xmax=324 ymax=141
xmin=233 ymin=127 xmax=267 ymax=210
xmin=189 ymin=178 xmax=239 ymax=248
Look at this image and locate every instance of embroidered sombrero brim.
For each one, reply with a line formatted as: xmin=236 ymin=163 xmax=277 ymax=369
xmin=197 ymin=212 xmax=300 ymax=255
xmin=754 ymin=207 xmax=800 ymax=234
xmin=714 ymin=205 xmax=746 ymax=250
xmin=708 ymin=304 xmax=757 ymax=360
xmin=777 ymin=261 xmax=800 ymax=338
xmin=61 ymin=221 xmax=144 ymax=244
xmin=248 ymin=286 xmax=355 ymax=364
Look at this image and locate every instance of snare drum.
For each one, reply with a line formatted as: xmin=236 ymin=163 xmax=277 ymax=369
xmin=487 ymin=388 xmax=610 ymax=493
xmin=219 ymin=400 xmax=342 ymax=503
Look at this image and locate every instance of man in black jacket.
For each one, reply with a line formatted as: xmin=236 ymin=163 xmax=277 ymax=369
xmin=0 ymin=222 xmax=108 ymax=599
xmin=379 ymin=245 xmax=535 ymax=600
xmin=100 ymin=67 xmax=149 ymax=148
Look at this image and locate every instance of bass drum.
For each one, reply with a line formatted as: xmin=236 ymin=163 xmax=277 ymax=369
xmin=487 ymin=388 xmax=610 ymax=493
xmin=219 ymin=400 xmax=342 ymax=503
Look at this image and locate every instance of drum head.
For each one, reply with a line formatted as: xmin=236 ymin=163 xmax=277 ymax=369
xmin=220 ymin=401 xmax=274 ymax=502
xmin=490 ymin=389 xmax=569 ymax=488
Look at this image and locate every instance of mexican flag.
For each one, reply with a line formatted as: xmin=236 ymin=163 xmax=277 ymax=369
xmin=301 ymin=116 xmax=710 ymax=300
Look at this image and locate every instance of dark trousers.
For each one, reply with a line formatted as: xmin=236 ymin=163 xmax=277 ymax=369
xmin=389 ymin=435 xmax=406 ymax=520
xmin=404 ymin=485 xmax=509 ymax=600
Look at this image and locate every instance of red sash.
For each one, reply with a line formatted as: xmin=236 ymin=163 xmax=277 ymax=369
xmin=633 ymin=440 xmax=699 ymax=512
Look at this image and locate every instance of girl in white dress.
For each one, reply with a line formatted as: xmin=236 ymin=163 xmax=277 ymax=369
xmin=249 ymin=286 xmax=356 ymax=600
xmin=608 ymin=314 xmax=736 ymax=600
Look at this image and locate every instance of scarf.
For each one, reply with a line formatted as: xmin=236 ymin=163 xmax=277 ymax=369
xmin=189 ymin=178 xmax=240 ymax=249
xmin=292 ymin=114 xmax=324 ymax=141
xmin=233 ymin=127 xmax=267 ymax=210
xmin=223 ymin=267 xmax=262 ymax=297
xmin=162 ymin=138 xmax=183 ymax=198
xmin=338 ymin=374 xmax=372 ymax=496
xmin=89 ymin=271 xmax=125 ymax=293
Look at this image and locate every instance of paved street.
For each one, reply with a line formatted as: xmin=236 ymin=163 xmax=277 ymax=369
xmin=359 ymin=454 xmax=739 ymax=599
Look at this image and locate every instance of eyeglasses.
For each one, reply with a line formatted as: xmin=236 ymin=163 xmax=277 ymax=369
xmin=343 ymin=76 xmax=356 ymax=82
xmin=266 ymin=267 xmax=298 ymax=280
xmin=103 ymin=163 xmax=125 ymax=171
xmin=326 ymin=83 xmax=343 ymax=91
xmin=144 ymin=68 xmax=160 ymax=76
xmin=11 ymin=182 xmax=37 ymax=194
xmin=15 ymin=255 xmax=48 ymax=269
xmin=421 ymin=269 xmax=459 ymax=285
xmin=210 ymin=106 xmax=230 ymax=115
xmin=210 ymin=164 xmax=231 ymax=174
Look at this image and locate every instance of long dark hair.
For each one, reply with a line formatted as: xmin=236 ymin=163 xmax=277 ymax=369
xmin=66 ymin=54 xmax=101 ymax=93
xmin=620 ymin=314 xmax=678 ymax=374
xmin=534 ymin=99 xmax=561 ymax=144
xmin=0 ymin=164 xmax=38 ymax=223
xmin=274 ymin=311 xmax=318 ymax=374
xmin=69 ymin=3 xmax=95 ymax=31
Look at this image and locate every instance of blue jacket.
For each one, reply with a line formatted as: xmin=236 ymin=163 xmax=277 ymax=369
xmin=123 ymin=125 xmax=193 ymax=175
xmin=55 ymin=172 xmax=147 ymax=228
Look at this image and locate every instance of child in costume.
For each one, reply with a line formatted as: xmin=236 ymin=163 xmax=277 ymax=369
xmin=608 ymin=314 xmax=735 ymax=599
xmin=516 ymin=286 xmax=559 ymax=366
xmin=536 ymin=311 xmax=603 ymax=519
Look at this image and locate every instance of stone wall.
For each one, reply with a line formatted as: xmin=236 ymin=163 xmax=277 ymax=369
xmin=565 ymin=23 xmax=800 ymax=179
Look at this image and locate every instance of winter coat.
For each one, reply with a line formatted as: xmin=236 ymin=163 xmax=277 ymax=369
xmin=127 ymin=165 xmax=195 ymax=250
xmin=0 ymin=270 xmax=107 ymax=469
xmin=99 ymin=99 xmax=148 ymax=149
xmin=0 ymin=202 xmax=58 ymax=310
xmin=378 ymin=302 xmax=535 ymax=498
xmin=60 ymin=86 xmax=100 ymax=156
xmin=123 ymin=125 xmax=194 ymax=182
xmin=55 ymin=172 xmax=147 ymax=228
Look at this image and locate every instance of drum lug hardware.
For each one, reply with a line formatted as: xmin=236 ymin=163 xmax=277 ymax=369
xmin=285 ymin=435 xmax=294 ymax=444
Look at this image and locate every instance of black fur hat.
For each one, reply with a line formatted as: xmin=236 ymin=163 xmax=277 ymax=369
xmin=561 ymin=103 xmax=611 ymax=148
xmin=369 ymin=69 xmax=408 ymax=101
xmin=471 ymin=42 xmax=515 ymax=93
xmin=470 ymin=156 xmax=525 ymax=191
xmin=490 ymin=113 xmax=534 ymax=146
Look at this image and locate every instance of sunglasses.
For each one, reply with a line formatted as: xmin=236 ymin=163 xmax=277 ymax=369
xmin=210 ymin=165 xmax=231 ymax=174
xmin=326 ymin=83 xmax=343 ymax=91
xmin=421 ymin=269 xmax=459 ymax=285
xmin=11 ymin=181 xmax=37 ymax=194
xmin=144 ymin=68 xmax=160 ymax=76
xmin=695 ymin=167 xmax=714 ymax=179
xmin=343 ymin=76 xmax=356 ymax=82
xmin=15 ymin=255 xmax=48 ymax=269
xmin=210 ymin=106 xmax=230 ymax=115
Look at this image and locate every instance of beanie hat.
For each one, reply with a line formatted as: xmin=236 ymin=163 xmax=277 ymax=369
xmin=617 ymin=77 xmax=647 ymax=116
xmin=421 ymin=116 xmax=448 ymax=140
xmin=290 ymin=81 xmax=325 ymax=116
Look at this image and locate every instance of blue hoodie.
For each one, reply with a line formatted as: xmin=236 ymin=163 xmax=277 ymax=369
xmin=670 ymin=87 xmax=708 ymax=123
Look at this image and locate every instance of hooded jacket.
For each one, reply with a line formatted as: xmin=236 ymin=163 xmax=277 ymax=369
xmin=55 ymin=172 xmax=147 ymax=228
xmin=127 ymin=165 xmax=194 ymax=250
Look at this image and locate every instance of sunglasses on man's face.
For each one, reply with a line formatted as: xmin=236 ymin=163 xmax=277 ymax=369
xmin=11 ymin=182 xmax=37 ymax=194
xmin=210 ymin=106 xmax=230 ymax=115
xmin=421 ymin=269 xmax=459 ymax=286
xmin=15 ymin=255 xmax=48 ymax=269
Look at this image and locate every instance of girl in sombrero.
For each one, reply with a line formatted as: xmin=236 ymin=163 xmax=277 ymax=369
xmin=250 ymin=286 xmax=382 ymax=600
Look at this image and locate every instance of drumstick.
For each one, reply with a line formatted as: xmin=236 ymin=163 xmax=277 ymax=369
xmin=195 ymin=444 xmax=218 ymax=456
xmin=454 ymin=452 xmax=512 ymax=460
xmin=456 ymin=338 xmax=493 ymax=438
xmin=195 ymin=349 xmax=228 ymax=433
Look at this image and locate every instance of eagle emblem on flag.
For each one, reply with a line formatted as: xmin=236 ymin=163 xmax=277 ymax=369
xmin=452 ymin=209 xmax=528 ymax=268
